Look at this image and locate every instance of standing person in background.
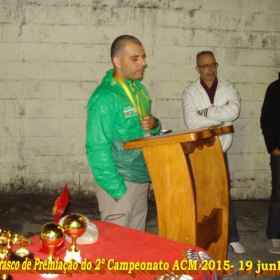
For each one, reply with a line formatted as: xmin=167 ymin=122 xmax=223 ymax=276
xmin=182 ymin=51 xmax=245 ymax=254
xmin=86 ymin=35 xmax=161 ymax=231
xmin=260 ymin=72 xmax=280 ymax=254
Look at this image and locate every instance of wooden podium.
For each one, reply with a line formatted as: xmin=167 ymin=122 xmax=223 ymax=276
xmin=124 ymin=125 xmax=233 ymax=277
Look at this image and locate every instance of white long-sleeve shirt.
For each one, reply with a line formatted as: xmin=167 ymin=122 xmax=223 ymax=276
xmin=182 ymin=76 xmax=241 ymax=152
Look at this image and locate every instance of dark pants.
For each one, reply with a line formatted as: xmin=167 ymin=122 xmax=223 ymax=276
xmin=224 ymin=153 xmax=240 ymax=243
xmin=266 ymin=154 xmax=280 ymax=239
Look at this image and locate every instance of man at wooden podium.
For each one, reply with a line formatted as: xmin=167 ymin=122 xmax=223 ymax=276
xmin=182 ymin=51 xmax=246 ymax=254
xmin=86 ymin=35 xmax=161 ymax=231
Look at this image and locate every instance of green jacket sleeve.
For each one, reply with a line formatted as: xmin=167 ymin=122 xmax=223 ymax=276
xmin=150 ymin=117 xmax=162 ymax=135
xmin=86 ymin=92 xmax=127 ymax=199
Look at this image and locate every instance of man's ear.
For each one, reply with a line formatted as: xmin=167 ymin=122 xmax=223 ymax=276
xmin=113 ymin=56 xmax=121 ymax=69
xmin=195 ymin=66 xmax=200 ymax=74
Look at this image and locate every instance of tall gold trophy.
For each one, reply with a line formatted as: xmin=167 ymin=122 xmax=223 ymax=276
xmin=39 ymin=222 xmax=65 ymax=278
xmin=63 ymin=214 xmax=87 ymax=263
xmin=39 ymin=184 xmax=69 ymax=257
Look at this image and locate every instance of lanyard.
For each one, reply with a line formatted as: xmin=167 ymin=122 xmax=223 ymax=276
xmin=113 ymin=73 xmax=147 ymax=120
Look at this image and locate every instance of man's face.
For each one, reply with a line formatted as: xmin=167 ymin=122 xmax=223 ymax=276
xmin=113 ymin=41 xmax=146 ymax=81
xmin=196 ymin=54 xmax=217 ymax=84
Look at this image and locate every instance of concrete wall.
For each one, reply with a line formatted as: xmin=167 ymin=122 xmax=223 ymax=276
xmin=0 ymin=0 xmax=279 ymax=198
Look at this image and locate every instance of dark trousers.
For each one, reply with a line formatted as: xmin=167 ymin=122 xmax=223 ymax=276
xmin=224 ymin=153 xmax=240 ymax=243
xmin=266 ymin=154 xmax=280 ymax=239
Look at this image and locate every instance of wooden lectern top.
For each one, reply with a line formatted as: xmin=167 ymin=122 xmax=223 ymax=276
xmin=124 ymin=124 xmax=233 ymax=150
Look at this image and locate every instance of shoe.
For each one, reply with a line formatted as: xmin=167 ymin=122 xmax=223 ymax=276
xmin=228 ymin=242 xmax=246 ymax=254
xmin=266 ymin=239 xmax=280 ymax=254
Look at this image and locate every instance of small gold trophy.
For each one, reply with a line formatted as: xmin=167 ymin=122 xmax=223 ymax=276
xmin=0 ymin=230 xmax=12 ymax=280
xmin=63 ymin=214 xmax=87 ymax=263
xmin=10 ymin=233 xmax=34 ymax=262
xmin=0 ymin=245 xmax=12 ymax=280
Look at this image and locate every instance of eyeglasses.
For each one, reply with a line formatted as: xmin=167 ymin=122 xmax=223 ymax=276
xmin=197 ymin=62 xmax=219 ymax=69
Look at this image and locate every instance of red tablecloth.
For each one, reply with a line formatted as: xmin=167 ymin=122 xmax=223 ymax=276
xmin=7 ymin=221 xmax=216 ymax=279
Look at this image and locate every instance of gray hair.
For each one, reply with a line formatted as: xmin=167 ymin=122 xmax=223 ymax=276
xmin=196 ymin=51 xmax=215 ymax=65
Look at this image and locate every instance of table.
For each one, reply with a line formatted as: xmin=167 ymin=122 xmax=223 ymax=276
xmin=7 ymin=221 xmax=217 ymax=279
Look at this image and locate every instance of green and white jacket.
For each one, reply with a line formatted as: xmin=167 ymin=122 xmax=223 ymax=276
xmin=86 ymin=69 xmax=161 ymax=199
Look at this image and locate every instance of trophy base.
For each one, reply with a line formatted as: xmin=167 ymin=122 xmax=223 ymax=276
xmin=64 ymin=250 xmax=81 ymax=263
xmin=40 ymin=274 xmax=59 ymax=278
xmin=9 ymin=251 xmax=34 ymax=263
xmin=39 ymin=241 xmax=67 ymax=256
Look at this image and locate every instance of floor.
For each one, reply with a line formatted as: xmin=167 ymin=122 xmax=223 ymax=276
xmin=0 ymin=193 xmax=279 ymax=280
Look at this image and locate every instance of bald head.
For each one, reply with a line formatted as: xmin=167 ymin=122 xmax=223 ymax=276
xmin=110 ymin=35 xmax=142 ymax=63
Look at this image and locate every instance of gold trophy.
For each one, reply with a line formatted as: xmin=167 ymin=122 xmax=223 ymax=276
xmin=39 ymin=222 xmax=65 ymax=278
xmin=0 ymin=230 xmax=12 ymax=280
xmin=63 ymin=214 xmax=87 ymax=263
xmin=0 ymin=245 xmax=11 ymax=280
xmin=39 ymin=222 xmax=65 ymax=262
xmin=10 ymin=233 xmax=34 ymax=262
